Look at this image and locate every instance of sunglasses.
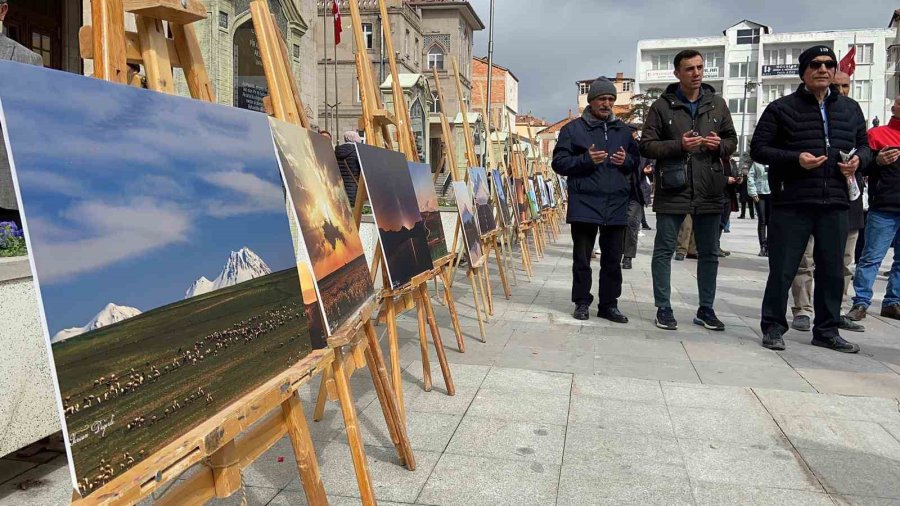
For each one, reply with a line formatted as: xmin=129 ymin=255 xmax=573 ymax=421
xmin=808 ymin=60 xmax=837 ymax=70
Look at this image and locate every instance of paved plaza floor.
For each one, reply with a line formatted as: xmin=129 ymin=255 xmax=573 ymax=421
xmin=2 ymin=213 xmax=899 ymax=505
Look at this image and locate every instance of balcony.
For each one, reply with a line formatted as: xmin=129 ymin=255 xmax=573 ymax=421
xmin=644 ymin=67 xmax=721 ymax=82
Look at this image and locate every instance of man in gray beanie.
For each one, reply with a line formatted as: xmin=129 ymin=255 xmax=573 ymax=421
xmin=552 ymin=77 xmax=640 ymax=322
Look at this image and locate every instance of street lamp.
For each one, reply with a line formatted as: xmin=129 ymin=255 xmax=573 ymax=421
xmin=739 ymin=56 xmax=760 ymax=167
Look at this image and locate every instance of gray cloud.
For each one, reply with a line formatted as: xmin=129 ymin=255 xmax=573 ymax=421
xmin=468 ymin=0 xmax=899 ymax=122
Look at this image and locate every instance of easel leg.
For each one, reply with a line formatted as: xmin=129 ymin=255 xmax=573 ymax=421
xmin=468 ymin=269 xmax=487 ymax=343
xmin=440 ymin=265 xmax=465 ymax=353
xmin=503 ymin=231 xmax=518 ymax=286
xmin=281 ymin=395 xmax=329 ymax=505
xmin=419 ymin=283 xmax=455 ymax=396
xmin=384 ymin=295 xmax=404 ymax=421
xmin=480 ymin=251 xmax=495 ymax=316
xmin=415 ymin=289 xmax=433 ymax=392
xmin=332 ymin=347 xmax=377 ymax=506
xmin=312 ymin=370 xmax=329 ymax=422
xmin=493 ymin=236 xmax=512 ymax=300
xmin=363 ymin=322 xmax=417 ymax=470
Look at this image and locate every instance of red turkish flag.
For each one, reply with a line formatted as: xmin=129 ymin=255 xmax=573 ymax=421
xmin=840 ymin=46 xmax=857 ymax=76
xmin=332 ymin=1 xmax=342 ymax=45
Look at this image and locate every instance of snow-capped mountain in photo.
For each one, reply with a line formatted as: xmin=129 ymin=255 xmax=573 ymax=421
xmin=51 ymin=303 xmax=142 ymax=343
xmin=184 ymin=247 xmax=271 ymax=299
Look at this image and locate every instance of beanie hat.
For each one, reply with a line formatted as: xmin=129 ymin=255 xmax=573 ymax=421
xmin=587 ymin=78 xmax=617 ymax=102
xmin=798 ymin=45 xmax=837 ymax=76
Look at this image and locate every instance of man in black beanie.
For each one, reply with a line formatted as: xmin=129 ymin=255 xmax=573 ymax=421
xmin=752 ymin=45 xmax=872 ymax=353
xmin=552 ymin=77 xmax=640 ymax=322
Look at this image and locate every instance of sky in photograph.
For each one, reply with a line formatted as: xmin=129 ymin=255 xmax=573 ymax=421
xmin=0 ymin=62 xmax=298 ymax=335
xmin=467 ymin=0 xmax=899 ymax=122
xmin=470 ymin=167 xmax=490 ymax=205
xmin=271 ymin=119 xmax=366 ymax=281
xmin=408 ymin=161 xmax=439 ymax=213
xmin=357 ymin=144 xmax=424 ymax=232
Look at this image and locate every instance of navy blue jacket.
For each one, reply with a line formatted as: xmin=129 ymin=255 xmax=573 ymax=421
xmin=551 ymin=113 xmax=640 ymax=226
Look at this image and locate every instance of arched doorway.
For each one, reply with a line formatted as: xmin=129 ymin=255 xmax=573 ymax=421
xmin=232 ymin=19 xmax=267 ymax=113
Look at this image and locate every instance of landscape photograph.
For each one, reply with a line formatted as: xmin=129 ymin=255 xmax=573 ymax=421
xmin=536 ymin=175 xmax=551 ymax=209
xmin=356 ymin=144 xmax=433 ymax=289
xmin=469 ymin=167 xmax=497 ymax=235
xmin=0 ymin=64 xmax=318 ymax=497
xmin=451 ymin=181 xmax=484 ymax=268
xmin=270 ymin=119 xmax=374 ymax=334
xmin=491 ymin=169 xmax=512 ymax=227
xmin=526 ymin=178 xmax=541 ymax=219
xmin=408 ymin=161 xmax=449 ymax=261
xmin=514 ymin=178 xmax=530 ymax=224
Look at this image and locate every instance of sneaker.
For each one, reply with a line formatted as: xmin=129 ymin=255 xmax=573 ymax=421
xmin=573 ymin=304 xmax=590 ymax=321
xmin=693 ymin=306 xmax=725 ymax=331
xmin=761 ymin=328 xmax=786 ymax=350
xmin=838 ymin=316 xmax=865 ymax=332
xmin=598 ymin=307 xmax=629 ymax=324
xmin=791 ymin=315 xmax=811 ymax=332
xmin=674 ymin=253 xmax=685 ymax=261
xmin=846 ymin=304 xmax=867 ymax=321
xmin=655 ymin=307 xmax=678 ymax=330
xmin=811 ymin=335 xmax=860 ymax=354
xmin=622 ymin=257 xmax=633 ymax=270
xmin=881 ymin=304 xmax=900 ymax=320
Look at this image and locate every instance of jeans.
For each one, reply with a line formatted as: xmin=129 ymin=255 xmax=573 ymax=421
xmin=571 ymin=222 xmax=626 ymax=309
xmin=754 ymin=194 xmax=771 ymax=248
xmin=652 ymin=213 xmax=720 ymax=308
xmin=762 ymin=207 xmax=847 ymax=339
xmin=851 ymin=210 xmax=900 ymax=309
xmin=624 ymin=200 xmax=642 ymax=259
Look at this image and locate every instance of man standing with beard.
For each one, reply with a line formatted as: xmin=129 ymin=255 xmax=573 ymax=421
xmin=640 ymin=50 xmax=738 ymax=331
xmin=552 ymin=78 xmax=640 ymax=322
xmin=753 ymin=46 xmax=871 ymax=353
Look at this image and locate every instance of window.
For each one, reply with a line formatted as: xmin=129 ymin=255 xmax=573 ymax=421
xmin=852 ymin=43 xmax=874 ymax=65
xmin=650 ymin=54 xmax=673 ymax=71
xmin=763 ymin=84 xmax=789 ymax=102
xmin=578 ymin=82 xmax=591 ymax=95
xmin=728 ymin=97 xmax=757 ymax=114
xmin=736 ymin=28 xmax=761 ymax=45
xmin=622 ymin=81 xmax=633 ymax=92
xmin=405 ymin=29 xmax=410 ymax=57
xmin=430 ymin=91 xmax=441 ymax=114
xmin=362 ymin=23 xmax=374 ymax=50
xmin=30 ymin=32 xmax=52 ymax=67
xmin=729 ymin=61 xmax=758 ymax=79
xmin=852 ymin=81 xmax=872 ymax=101
xmin=427 ymin=45 xmax=444 ymax=70
xmin=218 ymin=11 xmax=229 ymax=29
xmin=704 ymin=51 xmax=724 ymax=73
xmin=292 ymin=44 xmax=300 ymax=60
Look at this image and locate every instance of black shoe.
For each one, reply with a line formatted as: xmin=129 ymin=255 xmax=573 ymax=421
xmin=738 ymin=215 xmax=746 ymax=219
xmin=758 ymin=247 xmax=768 ymax=257
xmin=598 ymin=307 xmax=629 ymax=324
xmin=642 ymin=223 xmax=652 ymax=231
xmin=686 ymin=253 xmax=698 ymax=260
xmin=573 ymin=304 xmax=590 ymax=321
xmin=811 ymin=335 xmax=860 ymax=354
xmin=622 ymin=257 xmax=633 ymax=270
xmin=655 ymin=307 xmax=678 ymax=330
xmin=674 ymin=253 xmax=685 ymax=261
xmin=791 ymin=315 xmax=811 ymax=332
xmin=846 ymin=304 xmax=867 ymax=321
xmin=838 ymin=316 xmax=865 ymax=333
xmin=717 ymin=249 xmax=731 ymax=257
xmin=693 ymin=306 xmax=725 ymax=331
xmin=761 ymin=329 xmax=786 ymax=351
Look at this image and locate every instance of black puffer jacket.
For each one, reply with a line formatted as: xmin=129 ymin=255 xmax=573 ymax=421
xmin=335 ymin=143 xmax=361 ymax=204
xmin=640 ymin=83 xmax=738 ymax=215
xmin=750 ymin=84 xmax=872 ymax=209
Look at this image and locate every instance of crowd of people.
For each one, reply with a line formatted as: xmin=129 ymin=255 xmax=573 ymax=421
xmin=553 ymin=46 xmax=899 ymax=355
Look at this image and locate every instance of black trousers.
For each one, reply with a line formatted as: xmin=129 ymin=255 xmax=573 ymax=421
xmin=572 ymin=222 xmax=625 ymax=309
xmin=761 ymin=207 xmax=848 ymax=339
xmin=754 ymin=195 xmax=772 ymax=248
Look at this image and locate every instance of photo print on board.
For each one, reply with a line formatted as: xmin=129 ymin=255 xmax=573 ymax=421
xmin=269 ymin=118 xmax=374 ymax=334
xmin=451 ymin=181 xmax=484 ymax=268
xmin=468 ymin=167 xmax=497 ymax=235
xmin=0 ymin=62 xmax=322 ymax=497
xmin=408 ymin=161 xmax=449 ymax=262
xmin=356 ymin=144 xmax=433 ymax=289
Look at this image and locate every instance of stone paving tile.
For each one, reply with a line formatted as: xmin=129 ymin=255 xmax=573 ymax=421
xmin=594 ymin=336 xmax=691 ymax=360
xmin=678 ymin=438 xmax=823 ymax=492
xmin=557 ymin=463 xmax=693 ymax=506
xmin=794 ymin=368 xmax=900 ymax=400
xmin=479 ymin=367 xmax=571 ymax=395
xmin=691 ymin=360 xmax=817 ymax=391
xmin=0 ymin=459 xmax=38 ymax=485
xmin=669 ymin=405 xmax=788 ymax=446
xmin=683 ymin=340 xmax=789 ymax=366
xmin=494 ymin=346 xmax=594 ymax=374
xmin=831 ymin=496 xmax=900 ymax=505
xmin=568 ymin=395 xmax=674 ymax=437
xmin=267 ymin=491 xmax=417 ymax=506
xmin=594 ymin=354 xmax=702 ymax=383
xmin=404 ymin=361 xmax=489 ymax=389
xmin=204 ymin=486 xmax=280 ymax=506
xmin=755 ymin=388 xmax=900 ymax=423
xmin=466 ymin=389 xmax=569 ymax=426
xmin=799 ymin=448 xmax=900 ymax=499
xmin=776 ymin=415 xmax=900 ymax=460
xmin=691 ymin=482 xmax=834 ymax=506
xmin=357 ymin=402 xmax=462 ymax=454
xmin=0 ymin=458 xmax=70 ymax=506
xmin=562 ymin=425 xmax=687 ymax=478
xmin=400 ymin=386 xmax=479 ymax=417
xmin=662 ymin=382 xmax=763 ymax=411
xmin=444 ymin=415 xmax=565 ymax=465
xmin=571 ymin=374 xmax=665 ymax=403
xmin=417 ymin=453 xmax=558 ymax=506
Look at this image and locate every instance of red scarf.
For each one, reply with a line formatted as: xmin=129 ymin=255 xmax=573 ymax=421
xmin=867 ymin=117 xmax=900 ymax=151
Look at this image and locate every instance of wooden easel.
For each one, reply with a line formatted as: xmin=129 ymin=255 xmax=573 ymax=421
xmin=510 ymin=141 xmax=543 ymax=262
xmin=339 ymin=0 xmax=459 ymax=421
xmin=430 ymin=68 xmax=489 ymax=342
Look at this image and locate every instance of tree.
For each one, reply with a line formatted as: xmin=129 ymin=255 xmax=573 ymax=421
xmin=620 ymin=88 xmax=664 ymax=126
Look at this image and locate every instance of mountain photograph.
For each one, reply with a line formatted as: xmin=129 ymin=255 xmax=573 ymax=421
xmin=469 ymin=167 xmax=497 ymax=235
xmin=269 ymin=119 xmax=373 ymax=333
xmin=452 ymin=181 xmax=483 ymax=268
xmin=408 ymin=161 xmax=448 ymax=261
xmin=515 ymin=178 xmax=530 ymax=224
xmin=0 ymin=64 xmax=318 ymax=498
xmin=491 ymin=169 xmax=512 ymax=228
xmin=356 ymin=144 xmax=433 ymax=289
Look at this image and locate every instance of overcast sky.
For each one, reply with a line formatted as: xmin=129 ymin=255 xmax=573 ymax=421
xmin=467 ymin=0 xmax=898 ymax=122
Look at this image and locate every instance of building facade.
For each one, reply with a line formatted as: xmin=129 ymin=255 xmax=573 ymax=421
xmin=576 ymin=72 xmax=634 ymax=117
xmin=636 ymin=20 xmax=894 ymax=162
xmin=471 ymin=56 xmax=518 ymax=135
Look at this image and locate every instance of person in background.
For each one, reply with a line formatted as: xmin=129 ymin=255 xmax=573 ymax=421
xmin=623 ymin=126 xmax=650 ymax=270
xmin=747 ymin=159 xmax=771 ymax=257
xmin=719 ymin=160 xmax=739 ymax=256
xmin=335 ymin=131 xmax=363 ymax=204
xmin=640 ymin=49 xmax=738 ymax=331
xmin=738 ymin=168 xmax=755 ymax=220
xmin=640 ymin=164 xmax=653 ymax=230
xmin=752 ymin=45 xmax=871 ymax=353
xmin=552 ymin=77 xmax=640 ymax=323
